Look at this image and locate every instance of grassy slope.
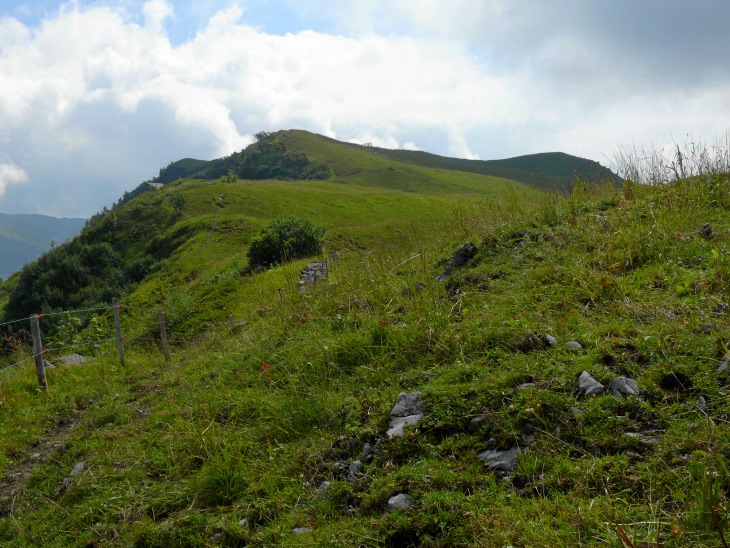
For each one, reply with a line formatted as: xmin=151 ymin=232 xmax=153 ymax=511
xmin=1 ymin=163 xmax=729 ymax=545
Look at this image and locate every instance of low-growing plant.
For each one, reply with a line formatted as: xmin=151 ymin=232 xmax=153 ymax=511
xmin=247 ymin=216 xmax=325 ymax=269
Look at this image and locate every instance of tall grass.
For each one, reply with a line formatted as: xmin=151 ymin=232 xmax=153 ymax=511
xmin=612 ymin=133 xmax=730 ymax=184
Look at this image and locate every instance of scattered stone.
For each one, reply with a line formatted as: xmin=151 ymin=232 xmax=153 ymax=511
xmin=568 ymin=407 xmax=585 ymax=417
xmin=292 ymin=527 xmax=310 ymax=535
xmin=345 ymin=505 xmax=358 ymax=517
xmin=363 ymin=443 xmax=376 ymax=463
xmin=70 ymin=462 xmax=85 ymax=476
xmin=30 ymin=453 xmax=41 ymax=459
xmin=566 ymin=341 xmax=583 ymax=350
xmin=387 ymin=392 xmax=425 ymax=438
xmin=43 ymin=359 xmax=54 ymax=369
xmin=387 ymin=493 xmax=413 ymax=511
xmin=477 ymin=447 xmax=519 ymax=472
xmin=517 ymin=383 xmax=535 ymax=391
xmin=697 ymin=396 xmax=707 ymax=410
xmin=317 ymin=480 xmax=330 ymax=495
xmin=545 ymin=334 xmax=559 ymax=347
xmin=625 ymin=432 xmax=661 ymax=446
xmin=59 ymin=477 xmax=72 ymax=495
xmin=609 ymin=377 xmax=639 ymax=398
xmin=53 ymin=354 xmax=86 ymax=366
xmin=298 ymin=261 xmax=328 ymax=291
xmin=436 ymin=242 xmax=477 ymax=281
xmin=717 ymin=353 xmax=730 ymax=374
xmin=349 ymin=460 xmax=364 ymax=475
xmin=577 ymin=371 xmax=604 ymax=396
xmin=700 ymin=223 xmax=714 ymax=238
xmin=693 ymin=324 xmax=718 ymax=334
xmin=238 ymin=518 xmax=248 ymax=527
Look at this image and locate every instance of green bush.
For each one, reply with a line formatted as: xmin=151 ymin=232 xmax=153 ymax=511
xmin=247 ymin=216 xmax=325 ymax=269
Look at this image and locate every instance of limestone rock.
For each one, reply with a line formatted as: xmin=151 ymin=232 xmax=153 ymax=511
xmin=298 ymin=261 xmax=327 ymax=291
xmin=53 ymin=354 xmax=86 ymax=366
xmin=609 ymin=377 xmax=639 ymax=398
xmin=477 ymin=447 xmax=519 ymax=472
xmin=578 ymin=371 xmax=604 ymax=396
xmin=387 ymin=392 xmax=425 ymax=438
xmin=388 ymin=493 xmax=413 ymax=511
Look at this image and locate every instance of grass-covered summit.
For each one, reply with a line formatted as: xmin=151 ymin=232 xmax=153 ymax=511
xmin=0 ymin=134 xmax=728 ymax=546
xmin=153 ymin=129 xmax=617 ymax=190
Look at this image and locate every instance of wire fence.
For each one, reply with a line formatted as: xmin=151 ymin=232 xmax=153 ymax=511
xmin=0 ymin=300 xmax=172 ymax=388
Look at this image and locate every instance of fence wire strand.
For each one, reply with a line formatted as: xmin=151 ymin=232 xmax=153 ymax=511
xmin=0 ymin=353 xmax=41 ymax=374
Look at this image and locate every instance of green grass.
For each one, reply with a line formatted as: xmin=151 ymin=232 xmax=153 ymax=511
xmin=1 ymin=168 xmax=730 ymax=546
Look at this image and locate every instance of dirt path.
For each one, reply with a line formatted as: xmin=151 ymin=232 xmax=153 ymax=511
xmin=0 ymin=416 xmax=79 ymax=516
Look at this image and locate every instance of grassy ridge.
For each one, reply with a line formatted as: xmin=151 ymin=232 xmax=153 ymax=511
xmin=149 ymin=129 xmax=619 ymax=193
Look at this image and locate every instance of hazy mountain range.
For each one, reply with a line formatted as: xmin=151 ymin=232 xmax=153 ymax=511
xmin=0 ymin=213 xmax=86 ymax=280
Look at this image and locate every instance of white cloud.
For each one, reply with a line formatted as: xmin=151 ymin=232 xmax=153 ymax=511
xmin=0 ymin=162 xmax=28 ymax=199
xmin=0 ymin=0 xmax=728 ymax=216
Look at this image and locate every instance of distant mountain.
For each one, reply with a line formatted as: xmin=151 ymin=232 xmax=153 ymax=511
xmin=0 ymin=213 xmax=86 ymax=280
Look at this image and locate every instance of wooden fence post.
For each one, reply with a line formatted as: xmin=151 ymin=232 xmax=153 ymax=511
xmin=30 ymin=314 xmax=48 ymax=391
xmin=158 ymin=309 xmax=171 ymax=362
xmin=113 ymin=298 xmax=125 ymax=367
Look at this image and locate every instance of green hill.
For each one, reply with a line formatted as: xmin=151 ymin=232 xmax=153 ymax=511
xmin=0 ymin=132 xmax=728 ymax=546
xmin=151 ymin=129 xmax=619 ymax=191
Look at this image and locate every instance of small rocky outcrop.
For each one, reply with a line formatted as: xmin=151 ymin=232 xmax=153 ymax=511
xmin=387 ymin=392 xmax=425 ymax=438
xmin=436 ymin=242 xmax=477 ymax=281
xmin=298 ymin=261 xmax=327 ymax=291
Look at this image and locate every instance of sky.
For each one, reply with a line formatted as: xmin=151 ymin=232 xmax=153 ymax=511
xmin=0 ymin=1 xmax=728 ymax=218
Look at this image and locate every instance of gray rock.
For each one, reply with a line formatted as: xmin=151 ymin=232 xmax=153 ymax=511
xmin=70 ymin=462 xmax=85 ymax=476
xmin=54 ymin=354 xmax=86 ymax=366
xmin=517 ymin=383 xmax=535 ymax=391
xmin=387 ymin=392 xmax=425 ymax=438
xmin=436 ymin=242 xmax=477 ymax=281
xmin=298 ymin=261 xmax=328 ymax=291
xmin=477 ymin=447 xmax=519 ymax=472
xmin=317 ymin=480 xmax=330 ymax=495
xmin=387 ymin=493 xmax=413 ymax=510
xmin=349 ymin=460 xmax=364 ymax=475
xmin=697 ymin=396 xmax=707 ymax=410
xmin=625 ymin=432 xmax=661 ymax=446
xmin=609 ymin=377 xmax=639 ymax=398
xmin=292 ymin=527 xmax=310 ymax=535
xmin=363 ymin=443 xmax=375 ymax=462
xmin=717 ymin=353 xmax=730 ymax=374
xmin=59 ymin=477 xmax=72 ymax=495
xmin=545 ymin=334 xmax=559 ymax=347
xmin=566 ymin=341 xmax=583 ymax=350
xmin=578 ymin=371 xmax=604 ymax=396
xmin=693 ymin=324 xmax=718 ymax=334
xmin=387 ymin=414 xmax=423 ymax=438
xmin=568 ymin=407 xmax=585 ymax=417
xmin=390 ymin=391 xmax=424 ymax=417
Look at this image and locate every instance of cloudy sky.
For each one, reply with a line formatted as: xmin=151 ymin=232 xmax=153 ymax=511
xmin=0 ymin=0 xmax=728 ymax=218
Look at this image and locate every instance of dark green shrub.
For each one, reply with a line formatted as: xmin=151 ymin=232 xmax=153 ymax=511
xmin=247 ymin=216 xmax=325 ymax=269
